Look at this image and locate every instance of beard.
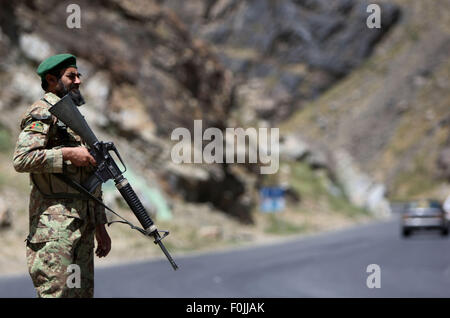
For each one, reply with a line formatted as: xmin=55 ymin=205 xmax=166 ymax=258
xmin=55 ymin=78 xmax=85 ymax=106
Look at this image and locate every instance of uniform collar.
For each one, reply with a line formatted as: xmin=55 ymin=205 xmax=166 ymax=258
xmin=43 ymin=92 xmax=61 ymax=106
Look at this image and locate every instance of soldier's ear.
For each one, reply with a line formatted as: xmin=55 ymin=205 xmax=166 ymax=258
xmin=45 ymin=73 xmax=58 ymax=86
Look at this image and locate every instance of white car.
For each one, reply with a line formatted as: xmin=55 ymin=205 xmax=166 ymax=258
xmin=401 ymin=200 xmax=449 ymax=237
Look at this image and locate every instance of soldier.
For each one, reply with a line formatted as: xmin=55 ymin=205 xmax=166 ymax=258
xmin=13 ymin=53 xmax=111 ymax=298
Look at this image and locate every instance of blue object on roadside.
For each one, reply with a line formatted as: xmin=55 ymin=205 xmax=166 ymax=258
xmin=260 ymin=187 xmax=285 ymax=213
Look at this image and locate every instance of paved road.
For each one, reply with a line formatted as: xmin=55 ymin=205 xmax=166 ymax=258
xmin=2 ymin=215 xmax=450 ymax=297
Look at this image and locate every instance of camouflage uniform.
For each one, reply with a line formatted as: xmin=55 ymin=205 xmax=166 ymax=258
xmin=13 ymin=92 xmax=107 ymax=298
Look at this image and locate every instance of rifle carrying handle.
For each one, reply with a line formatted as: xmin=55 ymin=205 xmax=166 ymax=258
xmin=115 ymin=178 xmax=155 ymax=232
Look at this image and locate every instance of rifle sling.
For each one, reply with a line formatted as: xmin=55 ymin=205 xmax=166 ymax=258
xmin=52 ymin=173 xmax=148 ymax=235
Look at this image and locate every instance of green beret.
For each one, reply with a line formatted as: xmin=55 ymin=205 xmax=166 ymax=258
xmin=36 ymin=54 xmax=77 ymax=79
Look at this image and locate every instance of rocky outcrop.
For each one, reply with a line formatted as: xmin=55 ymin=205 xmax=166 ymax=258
xmin=0 ymin=0 xmax=400 ymax=223
xmin=158 ymin=0 xmax=400 ymax=122
xmin=437 ymin=146 xmax=450 ymax=182
xmin=0 ymin=196 xmax=12 ymax=229
xmin=280 ymin=0 xmax=450 ymax=200
xmin=12 ymin=0 xmax=234 ymax=136
xmin=332 ymin=150 xmax=391 ymax=218
xmin=279 ymin=135 xmax=392 ymax=217
xmin=0 ymin=0 xmax=254 ymax=222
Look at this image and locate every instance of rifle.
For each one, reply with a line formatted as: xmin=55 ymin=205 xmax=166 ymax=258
xmin=49 ymin=94 xmax=178 ymax=271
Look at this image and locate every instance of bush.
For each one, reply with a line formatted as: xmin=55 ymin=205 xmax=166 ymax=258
xmin=0 ymin=127 xmax=12 ymax=152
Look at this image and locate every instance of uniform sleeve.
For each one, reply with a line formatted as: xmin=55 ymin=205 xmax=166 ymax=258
xmin=13 ymin=107 xmax=64 ymax=174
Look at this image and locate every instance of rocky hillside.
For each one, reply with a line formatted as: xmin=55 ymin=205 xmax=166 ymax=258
xmin=156 ymin=0 xmax=403 ymax=217
xmin=7 ymin=0 xmax=446 ymax=273
xmin=159 ymin=0 xmax=399 ymax=123
xmin=0 ymin=0 xmax=403 ymax=226
xmin=283 ymin=0 xmax=450 ymax=202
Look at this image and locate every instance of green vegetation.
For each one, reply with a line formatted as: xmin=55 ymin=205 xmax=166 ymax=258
xmin=0 ymin=125 xmax=12 ymax=153
xmin=0 ymin=173 xmax=7 ymax=188
xmin=0 ymin=125 xmax=24 ymax=190
xmin=288 ymin=161 xmax=368 ymax=218
xmin=288 ymin=162 xmax=325 ymax=201
xmin=264 ymin=214 xmax=310 ymax=235
xmin=326 ymin=190 xmax=370 ymax=218
xmin=391 ymin=156 xmax=439 ymax=201
xmin=259 ymin=160 xmax=369 ymax=237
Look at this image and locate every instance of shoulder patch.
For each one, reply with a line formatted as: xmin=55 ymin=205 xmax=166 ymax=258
xmin=24 ymin=121 xmax=48 ymax=133
xmin=19 ymin=100 xmax=54 ymax=129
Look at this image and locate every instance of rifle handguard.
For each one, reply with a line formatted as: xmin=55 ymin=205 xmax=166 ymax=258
xmin=115 ymin=178 xmax=154 ymax=231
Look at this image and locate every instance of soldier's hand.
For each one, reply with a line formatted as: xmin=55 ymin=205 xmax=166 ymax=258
xmin=62 ymin=147 xmax=96 ymax=166
xmin=95 ymin=224 xmax=111 ymax=258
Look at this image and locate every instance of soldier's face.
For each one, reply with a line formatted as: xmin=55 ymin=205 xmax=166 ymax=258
xmin=55 ymin=67 xmax=85 ymax=106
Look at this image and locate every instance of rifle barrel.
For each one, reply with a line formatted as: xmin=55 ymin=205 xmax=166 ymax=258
xmin=154 ymin=234 xmax=179 ymax=271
